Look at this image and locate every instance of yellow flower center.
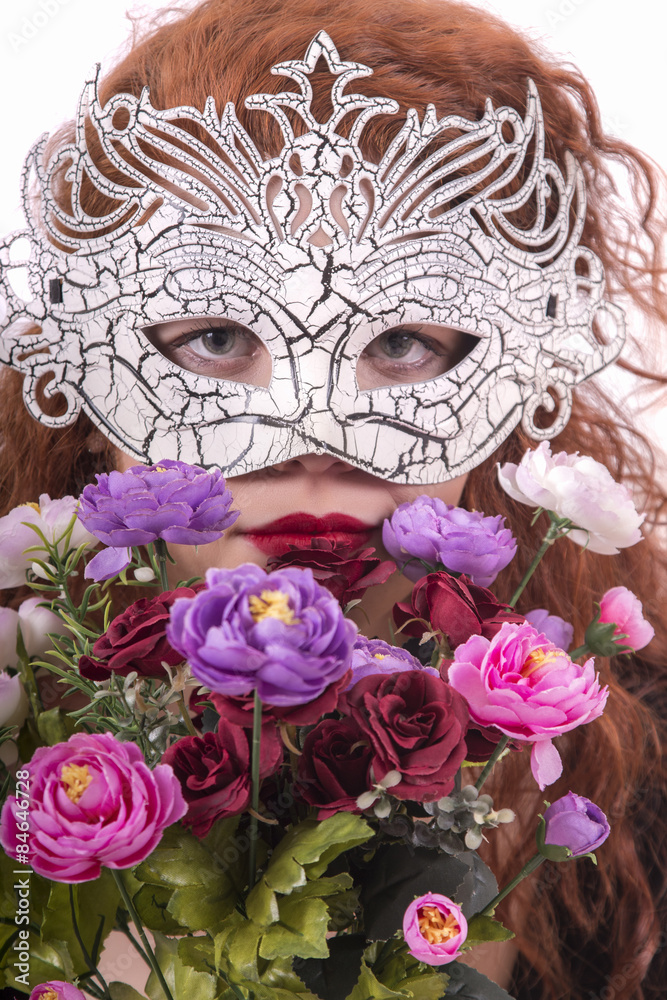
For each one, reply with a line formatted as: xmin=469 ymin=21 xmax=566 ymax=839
xmin=248 ymin=590 xmax=300 ymax=625
xmin=60 ymin=763 xmax=93 ymax=804
xmin=373 ymin=653 xmax=387 ymax=660
xmin=154 ymin=466 xmax=168 ymax=472
xmin=521 ymin=647 xmax=561 ymax=678
xmin=41 ymin=991 xmax=58 ymax=1000
xmin=22 ymin=502 xmax=41 ymax=513
xmin=418 ymin=905 xmax=460 ymax=944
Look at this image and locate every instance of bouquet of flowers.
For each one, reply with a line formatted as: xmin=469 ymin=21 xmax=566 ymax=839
xmin=0 ymin=445 xmax=654 ymax=1000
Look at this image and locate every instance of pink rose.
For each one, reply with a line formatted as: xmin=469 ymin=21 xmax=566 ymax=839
xmin=598 ymin=587 xmax=654 ymax=651
xmin=0 ymin=732 xmax=186 ymax=882
xmin=403 ymin=892 xmax=467 ymax=965
xmin=30 ymin=983 xmax=87 ymax=1000
xmin=447 ymin=622 xmax=608 ymax=789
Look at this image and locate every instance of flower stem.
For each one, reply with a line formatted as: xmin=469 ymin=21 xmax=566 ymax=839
xmin=111 ymin=868 xmax=175 ymax=1000
xmin=479 ymin=853 xmax=545 ymax=917
xmin=68 ymin=885 xmax=112 ymax=1000
xmin=474 ymin=735 xmax=510 ymax=792
xmin=248 ymin=690 xmax=263 ymax=889
xmin=509 ymin=516 xmax=570 ymax=608
xmin=154 ymin=539 xmax=170 ymax=591
xmin=568 ymin=643 xmax=590 ymax=660
xmin=177 ymin=691 xmax=198 ymax=736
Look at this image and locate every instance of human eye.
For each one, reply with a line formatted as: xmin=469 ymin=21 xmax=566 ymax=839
xmin=356 ymin=324 xmax=479 ymax=390
xmin=143 ymin=318 xmax=272 ymax=386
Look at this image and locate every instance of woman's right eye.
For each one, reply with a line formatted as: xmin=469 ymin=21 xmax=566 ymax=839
xmin=143 ymin=318 xmax=272 ymax=386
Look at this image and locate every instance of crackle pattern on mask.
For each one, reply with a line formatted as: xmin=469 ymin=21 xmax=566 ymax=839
xmin=0 ymin=31 xmax=624 ymax=485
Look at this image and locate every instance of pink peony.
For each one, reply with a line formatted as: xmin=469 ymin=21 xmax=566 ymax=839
xmin=29 ymin=983 xmax=87 ymax=1000
xmin=403 ymin=892 xmax=467 ymax=965
xmin=0 ymin=732 xmax=186 ymax=882
xmin=598 ymin=587 xmax=654 ymax=651
xmin=447 ymin=622 xmax=608 ymax=789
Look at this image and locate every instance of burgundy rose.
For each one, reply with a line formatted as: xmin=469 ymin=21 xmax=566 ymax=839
xmin=340 ymin=671 xmax=469 ymax=801
xmin=162 ymin=720 xmax=283 ymax=838
xmin=295 ymin=717 xmax=374 ymax=818
xmin=268 ymin=538 xmax=395 ymax=606
xmin=207 ymin=669 xmax=352 ymax=727
xmin=393 ymin=571 xmax=524 ymax=650
xmin=464 ymin=724 xmax=522 ymax=763
xmin=79 ymin=587 xmax=199 ymax=680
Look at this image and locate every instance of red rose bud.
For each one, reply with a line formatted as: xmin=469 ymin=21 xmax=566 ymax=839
xmin=340 ymin=670 xmax=468 ymax=801
xmin=162 ymin=720 xmax=283 ymax=837
xmin=393 ymin=571 xmax=524 ymax=650
xmin=78 ymin=587 xmax=200 ymax=679
xmin=268 ymin=538 xmax=395 ymax=606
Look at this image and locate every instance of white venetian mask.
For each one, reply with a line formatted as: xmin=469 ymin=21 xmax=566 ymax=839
xmin=0 ymin=32 xmax=624 ymax=484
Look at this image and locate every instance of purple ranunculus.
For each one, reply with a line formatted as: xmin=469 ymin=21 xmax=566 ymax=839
xmin=0 ymin=732 xmax=186 ymax=882
xmin=78 ymin=460 xmax=239 ymax=580
xmin=346 ymin=635 xmax=438 ymax=689
xmin=167 ymin=563 xmax=357 ymax=706
xmin=543 ymin=792 xmax=610 ymax=856
xmin=30 ymin=983 xmax=88 ymax=1000
xmin=382 ymin=496 xmax=516 ymax=587
xmin=524 ymin=608 xmax=574 ymax=651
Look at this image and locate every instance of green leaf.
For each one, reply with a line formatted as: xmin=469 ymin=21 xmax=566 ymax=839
xmin=41 ymin=872 xmax=121 ymax=975
xmin=133 ymin=885 xmax=187 ymax=935
xmin=464 ymin=915 xmax=515 ymax=947
xmin=145 ymin=932 xmax=219 ymax=1000
xmin=396 ymin=973 xmax=450 ymax=1000
xmin=345 ymin=960 xmax=408 ymax=1000
xmin=109 ymin=983 xmax=150 ymax=1000
xmin=36 ymin=707 xmax=76 ymax=746
xmin=134 ymin=823 xmax=239 ymax=933
xmin=178 ymin=935 xmax=219 ymax=978
xmin=259 ymin=897 xmax=330 ymax=960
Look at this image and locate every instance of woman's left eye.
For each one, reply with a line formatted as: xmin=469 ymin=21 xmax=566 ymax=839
xmin=143 ymin=319 xmax=272 ymax=386
xmin=356 ymin=325 xmax=479 ymax=390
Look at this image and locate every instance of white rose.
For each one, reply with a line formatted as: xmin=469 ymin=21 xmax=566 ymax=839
xmin=497 ymin=442 xmax=644 ymax=555
xmin=0 ymin=494 xmax=98 ymax=588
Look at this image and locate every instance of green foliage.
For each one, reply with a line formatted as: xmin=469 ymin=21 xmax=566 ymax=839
xmin=463 ymin=915 xmax=515 ymax=948
xmin=145 ymin=932 xmax=219 ymax=1000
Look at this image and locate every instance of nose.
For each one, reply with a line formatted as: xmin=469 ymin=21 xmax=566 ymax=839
xmin=268 ymin=452 xmax=356 ymax=475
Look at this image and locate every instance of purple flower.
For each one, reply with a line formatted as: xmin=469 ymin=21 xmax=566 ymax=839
xmin=346 ymin=635 xmax=437 ymax=689
xmin=0 ymin=732 xmax=186 ymax=882
xmin=525 ymin=608 xmax=574 ymax=651
xmin=543 ymin=792 xmax=610 ymax=856
xmin=598 ymin=587 xmax=654 ymax=652
xmin=78 ymin=460 xmax=238 ymax=580
xmin=30 ymin=983 xmax=87 ymax=1000
xmin=382 ymin=496 xmax=516 ymax=587
xmin=167 ymin=563 xmax=357 ymax=706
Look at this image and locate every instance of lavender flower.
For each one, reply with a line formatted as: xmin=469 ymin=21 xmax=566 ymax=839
xmin=78 ymin=460 xmax=238 ymax=580
xmin=346 ymin=635 xmax=437 ymax=689
xmin=542 ymin=792 xmax=610 ymax=857
xmin=167 ymin=564 xmax=357 ymax=706
xmin=382 ymin=496 xmax=516 ymax=587
xmin=525 ymin=608 xmax=574 ymax=651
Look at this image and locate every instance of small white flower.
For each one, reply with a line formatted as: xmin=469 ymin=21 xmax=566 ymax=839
xmin=498 ymin=442 xmax=644 ymax=555
xmin=134 ymin=566 xmax=156 ymax=583
xmin=356 ymin=769 xmax=401 ymax=814
xmin=0 ymin=495 xmax=98 ymax=588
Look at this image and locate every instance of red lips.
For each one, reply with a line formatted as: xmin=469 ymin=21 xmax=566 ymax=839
xmin=243 ymin=512 xmax=375 ymax=556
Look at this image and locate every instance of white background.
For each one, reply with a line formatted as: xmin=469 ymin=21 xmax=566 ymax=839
xmin=0 ymin=0 xmax=665 ymax=464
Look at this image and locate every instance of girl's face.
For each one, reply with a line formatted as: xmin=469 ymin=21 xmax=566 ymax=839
xmin=115 ymin=448 xmax=467 ymax=640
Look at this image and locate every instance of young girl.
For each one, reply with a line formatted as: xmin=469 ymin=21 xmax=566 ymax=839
xmin=0 ymin=1 xmax=665 ymax=997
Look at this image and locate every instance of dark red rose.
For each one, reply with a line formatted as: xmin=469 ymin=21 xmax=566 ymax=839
xmin=340 ymin=670 xmax=468 ymax=802
xmin=393 ymin=572 xmax=524 ymax=650
xmin=208 ymin=669 xmax=352 ymax=727
xmin=162 ymin=720 xmax=283 ymax=838
xmin=464 ymin=724 xmax=523 ymax=763
xmin=268 ymin=538 xmax=395 ymax=606
xmin=78 ymin=587 xmax=200 ymax=680
xmin=295 ymin=717 xmax=374 ymax=818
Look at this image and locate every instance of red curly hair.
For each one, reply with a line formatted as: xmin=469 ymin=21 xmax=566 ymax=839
xmin=1 ymin=1 xmax=665 ymax=998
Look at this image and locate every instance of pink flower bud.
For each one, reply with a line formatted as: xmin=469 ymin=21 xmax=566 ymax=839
xmin=30 ymin=982 xmax=87 ymax=1000
xmin=598 ymin=587 xmax=654 ymax=652
xmin=402 ymin=892 xmax=467 ymax=965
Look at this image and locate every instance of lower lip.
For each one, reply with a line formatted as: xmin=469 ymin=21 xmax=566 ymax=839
xmin=243 ymin=529 xmax=374 ymax=557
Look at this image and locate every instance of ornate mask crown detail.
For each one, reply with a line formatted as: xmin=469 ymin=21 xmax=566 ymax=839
xmin=0 ymin=31 xmax=623 ymax=484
